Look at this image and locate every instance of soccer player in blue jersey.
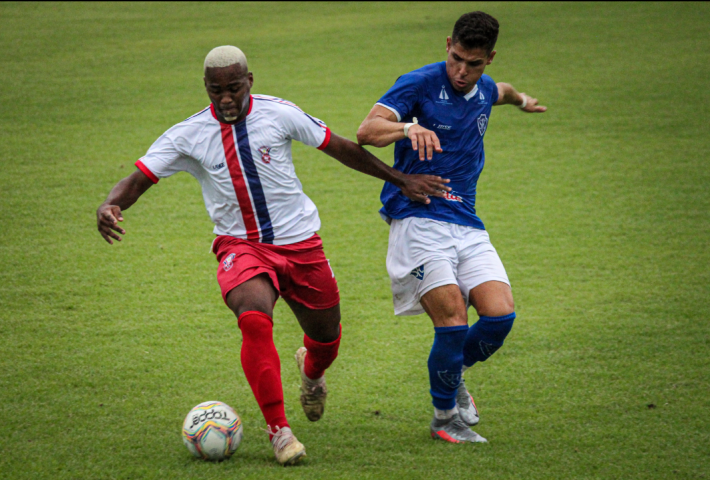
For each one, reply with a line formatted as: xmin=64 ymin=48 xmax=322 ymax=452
xmin=357 ymin=11 xmax=546 ymax=443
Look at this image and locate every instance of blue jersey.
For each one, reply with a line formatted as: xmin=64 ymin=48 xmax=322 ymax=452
xmin=377 ymin=62 xmax=499 ymax=229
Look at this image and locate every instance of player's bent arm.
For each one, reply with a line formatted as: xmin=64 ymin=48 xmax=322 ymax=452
xmin=494 ymin=82 xmax=547 ymax=113
xmin=356 ymin=105 xmax=407 ymax=147
xmin=96 ymin=169 xmax=154 ymax=245
xmin=356 ymin=105 xmax=442 ymax=161
xmin=322 ymin=133 xmax=450 ymax=205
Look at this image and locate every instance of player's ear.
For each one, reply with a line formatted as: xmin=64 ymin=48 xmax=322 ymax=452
xmin=247 ymin=72 xmax=254 ymax=88
xmin=487 ymin=51 xmax=497 ymax=65
xmin=446 ymin=36 xmax=452 ymax=53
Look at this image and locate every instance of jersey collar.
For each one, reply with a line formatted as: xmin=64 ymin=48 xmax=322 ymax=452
xmin=440 ymin=62 xmax=480 ymax=102
xmin=210 ymin=95 xmax=253 ymax=124
xmin=464 ymin=85 xmax=479 ymax=101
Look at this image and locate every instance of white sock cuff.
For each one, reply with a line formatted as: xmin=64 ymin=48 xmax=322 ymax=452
xmin=434 ymin=405 xmax=459 ymax=420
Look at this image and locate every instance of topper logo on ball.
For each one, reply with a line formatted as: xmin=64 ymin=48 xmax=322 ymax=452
xmin=191 ymin=408 xmax=229 ymax=427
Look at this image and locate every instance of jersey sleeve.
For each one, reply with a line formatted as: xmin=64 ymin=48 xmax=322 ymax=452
xmin=279 ymin=104 xmax=331 ymax=150
xmin=375 ymin=72 xmax=421 ymax=122
xmin=135 ymin=126 xmax=193 ymax=183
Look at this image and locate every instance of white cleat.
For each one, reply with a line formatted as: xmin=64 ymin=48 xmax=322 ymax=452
xmin=269 ymin=426 xmax=306 ymax=466
xmin=430 ymin=414 xmax=487 ymax=444
xmin=295 ymin=347 xmax=328 ymax=421
xmin=456 ymin=379 xmax=480 ymax=426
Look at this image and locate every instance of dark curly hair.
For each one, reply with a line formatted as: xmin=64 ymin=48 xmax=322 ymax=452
xmin=452 ymin=11 xmax=499 ymax=54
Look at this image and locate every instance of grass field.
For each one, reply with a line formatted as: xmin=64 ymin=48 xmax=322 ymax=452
xmin=1 ymin=2 xmax=709 ymax=479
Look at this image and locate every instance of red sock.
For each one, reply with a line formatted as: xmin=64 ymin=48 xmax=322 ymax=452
xmin=303 ymin=325 xmax=342 ymax=380
xmin=238 ymin=311 xmax=289 ymax=438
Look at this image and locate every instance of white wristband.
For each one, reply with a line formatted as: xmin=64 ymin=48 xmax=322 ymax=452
xmin=403 ymin=123 xmax=415 ymax=138
xmin=518 ymin=95 xmax=528 ymax=109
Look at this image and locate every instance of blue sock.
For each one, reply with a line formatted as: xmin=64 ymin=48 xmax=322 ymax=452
xmin=428 ymin=325 xmax=468 ymax=410
xmin=462 ymin=313 xmax=516 ymax=368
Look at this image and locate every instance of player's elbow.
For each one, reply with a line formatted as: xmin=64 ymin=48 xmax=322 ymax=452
xmin=356 ymin=122 xmax=372 ymax=146
xmin=356 ymin=122 xmax=386 ymax=148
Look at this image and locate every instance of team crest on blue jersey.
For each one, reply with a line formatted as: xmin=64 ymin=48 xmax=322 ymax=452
xmin=223 ymin=253 xmax=236 ymax=272
xmin=410 ymin=265 xmax=424 ymax=280
xmin=437 ymin=370 xmax=461 ymax=389
xmin=258 ymin=146 xmax=271 ymax=164
xmin=477 ymin=114 xmax=488 ymax=136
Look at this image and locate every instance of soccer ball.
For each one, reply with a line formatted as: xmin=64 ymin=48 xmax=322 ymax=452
xmin=182 ymin=401 xmax=243 ymax=461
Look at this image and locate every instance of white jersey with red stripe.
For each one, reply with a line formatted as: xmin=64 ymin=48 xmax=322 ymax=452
xmin=136 ymin=94 xmax=331 ymax=246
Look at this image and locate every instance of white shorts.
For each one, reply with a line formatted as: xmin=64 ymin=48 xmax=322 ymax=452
xmin=386 ymin=217 xmax=510 ymax=316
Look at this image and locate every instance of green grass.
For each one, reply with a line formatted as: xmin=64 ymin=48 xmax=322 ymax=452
xmin=1 ymin=2 xmax=709 ymax=479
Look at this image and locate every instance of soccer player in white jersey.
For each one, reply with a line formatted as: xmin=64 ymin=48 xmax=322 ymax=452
xmin=96 ymin=46 xmax=449 ymax=465
xmin=357 ymin=12 xmax=546 ymax=443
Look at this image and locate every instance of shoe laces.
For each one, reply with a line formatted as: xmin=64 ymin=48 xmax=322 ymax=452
xmin=267 ymin=425 xmax=294 ymax=452
xmin=302 ymin=380 xmax=326 ymax=396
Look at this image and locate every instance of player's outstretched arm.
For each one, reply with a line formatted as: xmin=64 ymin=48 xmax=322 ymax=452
xmin=357 ymin=105 xmax=443 ymax=161
xmin=322 ymin=133 xmax=450 ymax=205
xmin=96 ymin=170 xmax=154 ymax=244
xmin=494 ymin=83 xmax=547 ymax=113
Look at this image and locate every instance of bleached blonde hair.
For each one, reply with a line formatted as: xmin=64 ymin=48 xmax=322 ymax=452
xmin=204 ymin=46 xmax=248 ymax=72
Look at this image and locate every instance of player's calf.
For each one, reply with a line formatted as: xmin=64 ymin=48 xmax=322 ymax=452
xmin=294 ymin=324 xmax=341 ymax=421
xmin=462 ymin=313 xmax=516 ymax=368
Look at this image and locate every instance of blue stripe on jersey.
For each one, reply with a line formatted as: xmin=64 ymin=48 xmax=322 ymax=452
xmin=233 ymin=121 xmax=274 ymax=244
xmin=252 ymin=96 xmax=325 ymax=128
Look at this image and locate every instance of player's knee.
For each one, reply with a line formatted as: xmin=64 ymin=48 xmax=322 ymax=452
xmin=435 ymin=311 xmax=468 ymax=328
xmin=476 ymin=295 xmax=514 ymax=317
xmin=228 ymin=297 xmax=274 ymax=319
xmin=304 ymin=319 xmax=341 ymax=344
xmin=430 ymin=301 xmax=468 ymax=327
xmin=226 ymin=275 xmax=277 ymax=318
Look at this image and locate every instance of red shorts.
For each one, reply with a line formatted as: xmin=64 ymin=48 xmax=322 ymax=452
xmin=213 ymin=234 xmax=340 ymax=310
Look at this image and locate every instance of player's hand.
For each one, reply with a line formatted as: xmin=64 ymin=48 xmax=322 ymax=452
xmin=399 ymin=174 xmax=451 ymax=205
xmin=97 ymin=204 xmax=126 ymax=245
xmin=519 ymin=93 xmax=547 ymax=113
xmin=407 ymin=124 xmax=443 ymax=161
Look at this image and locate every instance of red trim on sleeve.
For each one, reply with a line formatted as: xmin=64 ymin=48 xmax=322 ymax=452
xmin=135 ymin=160 xmax=159 ymax=184
xmin=317 ymin=127 xmax=332 ymax=151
